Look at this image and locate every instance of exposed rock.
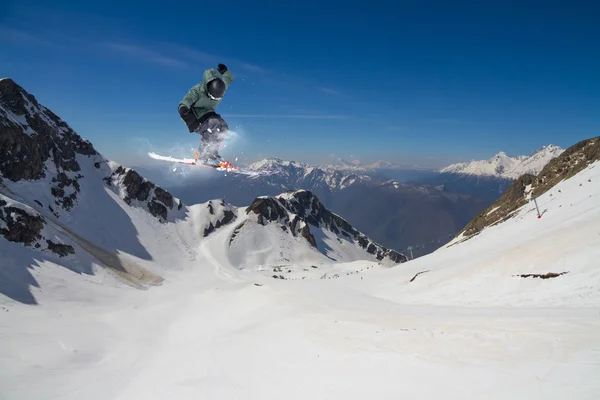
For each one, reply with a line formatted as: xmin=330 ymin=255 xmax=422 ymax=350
xmin=120 ymin=167 xmax=153 ymax=202
xmin=246 ymin=197 xmax=289 ymax=225
xmin=147 ymin=200 xmax=168 ymax=221
xmin=203 ymin=209 xmax=236 ymax=237
xmin=46 ymin=240 xmax=75 ymax=257
xmin=0 ymin=198 xmax=76 ymax=257
xmin=0 ymin=78 xmax=98 ymax=184
xmin=515 ymin=272 xmax=569 ymax=279
xmin=107 ymin=166 xmax=176 ymax=221
xmin=153 ymin=187 xmax=174 ymax=209
xmin=0 ymin=204 xmax=44 ymax=246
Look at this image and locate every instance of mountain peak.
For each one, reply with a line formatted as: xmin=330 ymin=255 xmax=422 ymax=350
xmin=0 ymin=79 xmax=183 ymax=225
xmin=441 ymin=144 xmax=564 ymax=179
xmin=247 ymin=157 xmax=307 ymax=171
xmin=531 ymin=144 xmax=563 ymax=157
xmin=0 ymin=79 xmax=98 ymax=183
xmin=242 ymin=189 xmax=407 ymax=264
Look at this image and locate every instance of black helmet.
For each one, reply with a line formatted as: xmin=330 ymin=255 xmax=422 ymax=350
xmin=207 ymin=78 xmax=226 ymax=100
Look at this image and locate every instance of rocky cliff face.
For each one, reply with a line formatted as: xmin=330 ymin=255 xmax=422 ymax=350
xmin=245 ymin=190 xmax=407 ymax=264
xmin=104 ymin=166 xmax=182 ymax=221
xmin=456 ymin=136 xmax=599 ymax=241
xmin=0 ymin=78 xmax=98 ymax=213
xmin=0 ymin=79 xmax=97 ymax=181
xmin=0 ymin=78 xmax=186 ymax=258
xmin=0 ymin=78 xmax=181 ymax=224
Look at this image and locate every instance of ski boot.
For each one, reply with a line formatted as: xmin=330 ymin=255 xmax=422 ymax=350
xmin=194 ymin=151 xmax=224 ymax=167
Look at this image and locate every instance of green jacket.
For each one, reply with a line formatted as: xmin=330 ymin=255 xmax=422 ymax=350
xmin=179 ymin=68 xmax=234 ymax=120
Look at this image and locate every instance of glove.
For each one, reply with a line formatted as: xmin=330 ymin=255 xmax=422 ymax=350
xmin=218 ymin=64 xmax=227 ymax=74
xmin=178 ymin=105 xmax=190 ymax=117
xmin=178 ymin=105 xmax=198 ymax=132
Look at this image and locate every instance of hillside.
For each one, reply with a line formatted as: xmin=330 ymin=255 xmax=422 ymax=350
xmin=455 ymin=136 xmax=599 ymax=242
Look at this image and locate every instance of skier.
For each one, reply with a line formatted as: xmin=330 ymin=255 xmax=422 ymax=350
xmin=178 ymin=64 xmax=234 ymax=165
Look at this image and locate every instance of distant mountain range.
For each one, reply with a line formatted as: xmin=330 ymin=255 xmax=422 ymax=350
xmin=158 ymin=157 xmax=488 ymax=258
xmin=439 ymin=145 xmax=564 ymax=179
xmin=320 ymin=158 xmax=434 ymax=172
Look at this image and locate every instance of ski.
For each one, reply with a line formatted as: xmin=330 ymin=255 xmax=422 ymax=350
xmin=147 ymin=152 xmax=277 ymax=176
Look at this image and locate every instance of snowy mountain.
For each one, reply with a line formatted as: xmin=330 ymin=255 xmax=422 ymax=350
xmin=2 ymin=109 xmax=599 ymax=400
xmin=245 ymin=157 xmax=372 ymax=191
xmin=440 ymin=144 xmax=564 ymax=179
xmin=0 ymin=78 xmax=406 ymax=303
xmin=228 ymin=189 xmax=406 ymax=271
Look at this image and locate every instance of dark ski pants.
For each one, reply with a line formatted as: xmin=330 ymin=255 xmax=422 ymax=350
xmin=194 ymin=115 xmax=229 ymax=160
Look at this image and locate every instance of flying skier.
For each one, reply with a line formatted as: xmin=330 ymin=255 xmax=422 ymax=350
xmin=178 ymin=64 xmax=234 ymax=165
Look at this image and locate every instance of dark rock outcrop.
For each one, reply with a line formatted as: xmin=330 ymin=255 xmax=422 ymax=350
xmin=46 ymin=240 xmax=75 ymax=257
xmin=246 ymin=197 xmax=289 ymax=225
xmin=203 ymin=210 xmax=236 ymax=237
xmin=107 ymin=166 xmax=176 ymax=221
xmin=0 ymin=199 xmax=74 ymax=257
xmin=0 ymin=78 xmax=97 ymax=184
xmin=202 ymin=200 xmax=237 ymax=237
xmin=0 ymin=201 xmax=44 ymax=246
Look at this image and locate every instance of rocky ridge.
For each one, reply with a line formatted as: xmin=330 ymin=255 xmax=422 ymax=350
xmin=0 ymin=78 xmax=182 ymax=254
xmin=244 ymin=189 xmax=407 ymax=264
xmin=456 ymin=137 xmax=599 ymax=241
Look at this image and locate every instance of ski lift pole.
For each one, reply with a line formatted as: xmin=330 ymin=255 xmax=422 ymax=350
xmin=533 ymin=196 xmax=541 ymax=218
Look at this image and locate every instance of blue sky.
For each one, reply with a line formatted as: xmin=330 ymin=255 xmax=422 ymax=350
xmin=1 ymin=0 xmax=599 ymax=168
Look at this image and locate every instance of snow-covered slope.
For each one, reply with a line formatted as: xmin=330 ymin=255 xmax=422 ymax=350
xmin=1 ymin=79 xmax=599 ymax=399
xmin=2 ymin=151 xmax=599 ymax=399
xmin=440 ymin=144 xmax=564 ymax=179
